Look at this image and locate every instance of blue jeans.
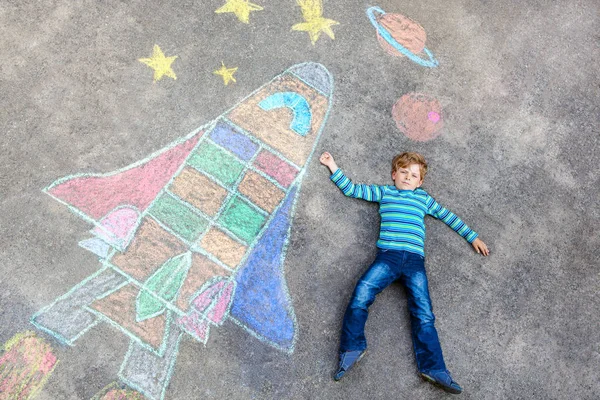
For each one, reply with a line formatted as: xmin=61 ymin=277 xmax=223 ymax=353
xmin=340 ymin=249 xmax=447 ymax=373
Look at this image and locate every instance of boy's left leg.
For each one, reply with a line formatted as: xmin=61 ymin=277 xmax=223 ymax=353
xmin=401 ymin=254 xmax=462 ymax=394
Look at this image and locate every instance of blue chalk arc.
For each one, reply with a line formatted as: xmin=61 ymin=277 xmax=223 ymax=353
xmin=258 ymin=92 xmax=312 ymax=135
xmin=366 ymin=6 xmax=439 ymax=68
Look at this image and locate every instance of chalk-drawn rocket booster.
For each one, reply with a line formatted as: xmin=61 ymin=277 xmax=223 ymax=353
xmin=32 ymin=63 xmax=333 ymax=400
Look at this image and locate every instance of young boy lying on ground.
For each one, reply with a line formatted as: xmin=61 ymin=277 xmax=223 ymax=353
xmin=320 ymin=151 xmax=489 ymax=394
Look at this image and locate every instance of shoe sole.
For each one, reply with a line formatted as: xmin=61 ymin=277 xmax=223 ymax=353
xmin=420 ymin=373 xmax=462 ymax=394
xmin=333 ymin=350 xmax=367 ymax=382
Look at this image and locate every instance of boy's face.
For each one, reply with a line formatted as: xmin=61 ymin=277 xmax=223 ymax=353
xmin=392 ymin=163 xmax=423 ymax=191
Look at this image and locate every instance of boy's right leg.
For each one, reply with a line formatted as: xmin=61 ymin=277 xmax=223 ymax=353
xmin=339 ymin=254 xmax=397 ymax=351
xmin=401 ymin=256 xmax=462 ymax=394
xmin=335 ymin=251 xmax=397 ymax=380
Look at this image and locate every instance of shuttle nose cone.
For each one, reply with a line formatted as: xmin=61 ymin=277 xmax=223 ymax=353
xmin=288 ymin=62 xmax=333 ymax=97
xmin=226 ymin=62 xmax=333 ymax=167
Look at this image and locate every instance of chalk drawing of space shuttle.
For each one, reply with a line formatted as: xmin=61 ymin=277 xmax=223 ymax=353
xmin=32 ymin=62 xmax=333 ymax=400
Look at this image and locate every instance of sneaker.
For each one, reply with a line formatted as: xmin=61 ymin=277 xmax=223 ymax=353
xmin=420 ymin=370 xmax=463 ymax=394
xmin=333 ymin=350 xmax=367 ymax=381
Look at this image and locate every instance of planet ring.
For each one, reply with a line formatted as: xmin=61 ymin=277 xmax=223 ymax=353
xmin=366 ymin=6 xmax=439 ymax=68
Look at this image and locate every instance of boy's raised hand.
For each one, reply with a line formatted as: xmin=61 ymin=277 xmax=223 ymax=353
xmin=471 ymin=238 xmax=490 ymax=256
xmin=320 ymin=152 xmax=339 ymax=174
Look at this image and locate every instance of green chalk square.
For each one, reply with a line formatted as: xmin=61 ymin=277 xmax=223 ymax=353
xmin=218 ymin=196 xmax=266 ymax=244
xmin=187 ymin=141 xmax=244 ymax=187
xmin=149 ymin=193 xmax=208 ymax=242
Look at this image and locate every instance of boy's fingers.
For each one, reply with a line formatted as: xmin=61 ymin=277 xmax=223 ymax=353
xmin=476 ymin=244 xmax=489 ymax=255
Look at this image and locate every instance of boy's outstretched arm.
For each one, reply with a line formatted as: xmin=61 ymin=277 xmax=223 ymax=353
xmin=320 ymin=151 xmax=339 ymax=174
xmin=471 ymin=237 xmax=490 ymax=256
xmin=320 ymin=152 xmax=383 ymax=203
xmin=427 ymin=198 xmax=490 ymax=256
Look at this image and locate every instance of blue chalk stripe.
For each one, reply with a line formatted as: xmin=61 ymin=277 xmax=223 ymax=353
xmin=209 ymin=121 xmax=259 ymax=161
xmin=258 ymin=92 xmax=312 ymax=135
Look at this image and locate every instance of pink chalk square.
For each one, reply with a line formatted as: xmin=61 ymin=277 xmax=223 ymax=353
xmin=254 ymin=150 xmax=298 ymax=188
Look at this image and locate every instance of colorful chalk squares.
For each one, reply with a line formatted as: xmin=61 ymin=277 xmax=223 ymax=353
xmin=253 ymin=150 xmax=299 ymax=188
xmin=199 ymin=228 xmax=248 ymax=268
xmin=148 ymin=193 xmax=209 ymax=242
xmin=218 ymin=195 xmax=267 ymax=244
xmin=238 ymin=171 xmax=285 ymax=213
xmin=187 ymin=141 xmax=245 ymax=187
xmin=209 ymin=121 xmax=259 ymax=161
xmin=171 ymin=166 xmax=228 ymax=216
xmin=111 ymin=217 xmax=188 ymax=282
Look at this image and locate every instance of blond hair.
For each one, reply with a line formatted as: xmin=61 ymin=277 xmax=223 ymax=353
xmin=391 ymin=152 xmax=428 ymax=179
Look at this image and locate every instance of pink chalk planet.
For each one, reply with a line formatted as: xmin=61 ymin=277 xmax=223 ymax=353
xmin=392 ymin=93 xmax=443 ymax=142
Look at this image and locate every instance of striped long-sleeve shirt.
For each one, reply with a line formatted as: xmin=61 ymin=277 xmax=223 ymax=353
xmin=331 ymin=169 xmax=478 ymax=257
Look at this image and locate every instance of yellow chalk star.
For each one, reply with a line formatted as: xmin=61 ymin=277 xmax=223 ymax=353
xmin=292 ymin=0 xmax=339 ymax=45
xmin=213 ymin=62 xmax=238 ymax=85
xmin=215 ymin=0 xmax=263 ymax=24
xmin=292 ymin=18 xmax=339 ymax=44
xmin=138 ymin=45 xmax=178 ymax=82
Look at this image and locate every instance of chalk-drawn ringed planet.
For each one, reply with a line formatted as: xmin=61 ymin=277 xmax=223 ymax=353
xmin=366 ymin=6 xmax=439 ymax=68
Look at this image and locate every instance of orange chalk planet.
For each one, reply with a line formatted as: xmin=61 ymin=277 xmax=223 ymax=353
xmin=392 ymin=93 xmax=443 ymax=142
xmin=376 ymin=13 xmax=427 ymax=57
xmin=367 ymin=6 xmax=438 ymax=68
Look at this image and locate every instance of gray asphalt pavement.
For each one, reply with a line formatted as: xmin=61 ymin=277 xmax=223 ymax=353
xmin=1 ymin=0 xmax=598 ymax=399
